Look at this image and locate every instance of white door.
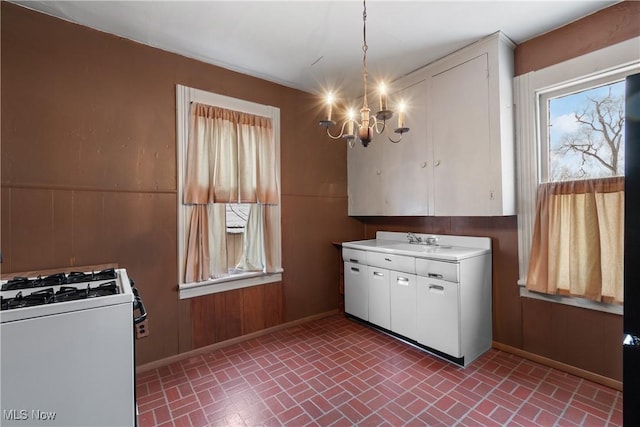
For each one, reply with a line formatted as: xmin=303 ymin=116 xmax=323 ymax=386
xmin=344 ymin=262 xmax=368 ymax=321
xmin=347 ymin=129 xmax=385 ymax=215
xmin=382 ymin=79 xmax=430 ymax=215
xmin=368 ymin=266 xmax=390 ymax=329
xmin=431 ymin=54 xmax=492 ymax=216
xmin=416 ymin=276 xmax=461 ymax=357
xmin=389 ymin=271 xmax=417 ymax=340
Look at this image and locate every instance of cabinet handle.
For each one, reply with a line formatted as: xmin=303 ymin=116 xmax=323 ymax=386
xmin=373 ymin=272 xmax=385 ymax=277
xmin=349 ymin=258 xmax=358 ymax=263
xmin=427 ymin=273 xmax=443 ymax=279
xmin=429 ymin=284 xmax=444 ymax=292
xmin=397 ymin=277 xmax=409 ymax=285
xmin=351 ymin=267 xmax=360 ymax=273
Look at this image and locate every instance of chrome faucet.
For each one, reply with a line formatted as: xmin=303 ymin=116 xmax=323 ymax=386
xmin=407 ymin=232 xmax=422 ymax=244
xmin=425 ymin=236 xmax=439 ymax=246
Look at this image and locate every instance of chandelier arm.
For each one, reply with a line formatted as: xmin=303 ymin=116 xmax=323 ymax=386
xmin=372 ymin=118 xmax=386 ymax=134
xmin=325 ymin=120 xmax=353 ymax=140
xmin=387 ymin=133 xmax=403 ymax=144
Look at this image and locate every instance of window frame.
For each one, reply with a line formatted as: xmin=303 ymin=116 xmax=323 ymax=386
xmin=176 ymin=85 xmax=282 ymax=299
xmin=514 ymin=37 xmax=639 ymax=314
xmin=539 ymin=71 xmax=629 ymax=183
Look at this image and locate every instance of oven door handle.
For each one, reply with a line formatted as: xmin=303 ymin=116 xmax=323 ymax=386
xmin=131 ymin=280 xmax=147 ymax=324
xmin=133 ymin=295 xmax=147 ymax=324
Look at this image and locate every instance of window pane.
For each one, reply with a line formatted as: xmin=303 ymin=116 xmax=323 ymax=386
xmin=226 ymin=203 xmax=251 ymax=233
xmin=548 ymin=81 xmax=625 ymax=181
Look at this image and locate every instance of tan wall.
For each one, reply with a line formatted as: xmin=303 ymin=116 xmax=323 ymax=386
xmin=0 ymin=3 xmax=364 ymax=365
xmin=515 ymin=1 xmax=640 ymax=76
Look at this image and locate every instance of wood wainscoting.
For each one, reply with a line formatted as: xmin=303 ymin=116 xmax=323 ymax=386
xmin=190 ymin=281 xmax=283 ymax=349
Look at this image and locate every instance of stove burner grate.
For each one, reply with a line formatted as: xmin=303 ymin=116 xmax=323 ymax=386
xmin=1 ymin=268 xmax=118 ymax=291
xmin=87 ymin=281 xmax=119 ymax=298
xmin=1 ymin=288 xmax=55 ymax=310
xmin=0 ymin=277 xmax=120 ymax=311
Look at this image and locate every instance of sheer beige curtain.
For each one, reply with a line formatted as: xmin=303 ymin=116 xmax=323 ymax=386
xmin=526 ymin=177 xmax=624 ymax=303
xmin=183 ymin=103 xmax=280 ymax=283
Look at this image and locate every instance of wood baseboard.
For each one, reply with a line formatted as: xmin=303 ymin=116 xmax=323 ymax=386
xmin=492 ymin=341 xmax=622 ymax=391
xmin=136 ymin=309 xmax=340 ymax=374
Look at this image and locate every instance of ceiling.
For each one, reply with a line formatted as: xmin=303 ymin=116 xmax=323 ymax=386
xmin=14 ymin=1 xmax=618 ymax=97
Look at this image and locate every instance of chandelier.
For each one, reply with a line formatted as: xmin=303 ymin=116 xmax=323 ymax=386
xmin=318 ymin=0 xmax=409 ymax=148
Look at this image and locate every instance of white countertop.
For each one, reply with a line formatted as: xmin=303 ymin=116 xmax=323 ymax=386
xmin=342 ymin=232 xmax=491 ymax=261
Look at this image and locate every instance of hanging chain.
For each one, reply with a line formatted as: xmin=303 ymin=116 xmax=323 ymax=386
xmin=361 ymin=0 xmax=368 ymax=108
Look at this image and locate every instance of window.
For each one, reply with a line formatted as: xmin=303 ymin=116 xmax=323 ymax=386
xmin=176 ymin=85 xmax=282 ymax=299
xmin=515 ymin=37 xmax=639 ymax=313
xmin=541 ymin=79 xmax=626 ymax=182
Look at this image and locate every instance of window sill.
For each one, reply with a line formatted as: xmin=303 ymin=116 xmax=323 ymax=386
xmin=179 ymin=270 xmax=283 ymax=299
xmin=517 ymin=281 xmax=622 ymax=315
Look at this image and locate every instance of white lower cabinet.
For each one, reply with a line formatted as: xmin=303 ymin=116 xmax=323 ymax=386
xmin=389 ymin=271 xmax=417 ymax=341
xmin=344 ymin=261 xmax=368 ymax=321
xmin=416 ymin=276 xmax=461 ymax=357
xmin=342 ymin=234 xmax=492 ymax=367
xmin=367 ymin=266 xmax=390 ymax=329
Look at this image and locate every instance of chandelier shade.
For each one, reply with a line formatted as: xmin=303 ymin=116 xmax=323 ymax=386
xmin=318 ymin=0 xmax=410 ymax=148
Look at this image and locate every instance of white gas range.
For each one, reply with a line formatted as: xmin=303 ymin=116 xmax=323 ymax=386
xmin=0 ymin=268 xmax=145 ymax=427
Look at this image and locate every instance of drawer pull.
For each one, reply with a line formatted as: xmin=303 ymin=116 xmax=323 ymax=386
xmin=427 ymin=273 xmax=443 ymax=279
xmin=429 ymin=284 xmax=444 ymax=292
xmin=397 ymin=277 xmax=409 ymax=285
xmin=373 ymin=272 xmax=385 ymax=277
xmin=349 ymin=258 xmax=358 ymax=263
xmin=351 ymin=267 xmax=360 ymax=273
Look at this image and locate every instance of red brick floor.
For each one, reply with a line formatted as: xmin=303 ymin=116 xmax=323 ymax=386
xmin=136 ymin=315 xmax=622 ymax=426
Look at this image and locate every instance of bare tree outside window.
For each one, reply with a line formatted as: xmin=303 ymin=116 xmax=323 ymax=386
xmin=548 ymin=81 xmax=626 ymax=181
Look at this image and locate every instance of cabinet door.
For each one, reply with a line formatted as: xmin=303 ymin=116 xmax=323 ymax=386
xmin=416 ymin=276 xmax=461 ymax=357
xmin=431 ymin=54 xmax=492 ymax=216
xmin=381 ymin=79 xmax=430 ymax=215
xmin=344 ymin=262 xmax=368 ymax=321
xmin=348 ymin=131 xmax=385 ymax=215
xmin=368 ymin=266 xmax=390 ymax=329
xmin=389 ymin=271 xmax=417 ymax=340
xmin=348 ymin=79 xmax=429 ymax=216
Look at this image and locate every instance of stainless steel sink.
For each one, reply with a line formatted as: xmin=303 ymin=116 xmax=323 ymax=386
xmin=387 ymin=243 xmax=454 ymax=252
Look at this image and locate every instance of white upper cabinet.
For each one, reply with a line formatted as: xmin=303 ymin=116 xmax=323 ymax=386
xmin=347 ymin=32 xmax=515 ymax=217
xmin=428 ymin=32 xmax=516 ymax=216
xmin=348 ymin=78 xmax=429 ymax=216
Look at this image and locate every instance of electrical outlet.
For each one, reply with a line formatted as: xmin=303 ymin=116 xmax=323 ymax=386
xmin=135 ymin=319 xmax=149 ymax=339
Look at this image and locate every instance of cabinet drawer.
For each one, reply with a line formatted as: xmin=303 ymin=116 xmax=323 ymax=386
xmin=367 ymin=251 xmax=415 ymax=274
xmin=415 ymin=258 xmax=458 ymax=283
xmin=342 ymin=248 xmax=367 ymax=264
